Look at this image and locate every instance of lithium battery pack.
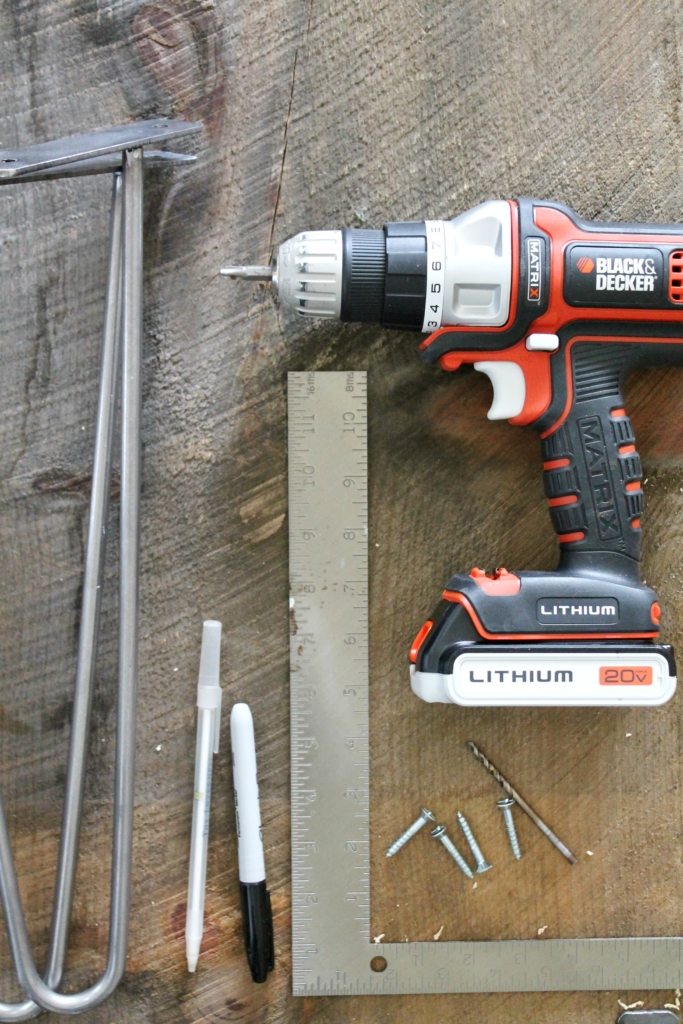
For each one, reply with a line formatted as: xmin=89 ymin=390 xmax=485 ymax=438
xmin=411 ymin=644 xmax=676 ymax=706
xmin=409 ymin=569 xmax=676 ymax=706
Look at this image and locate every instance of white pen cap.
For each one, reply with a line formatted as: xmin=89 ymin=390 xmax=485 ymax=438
xmin=197 ymin=620 xmax=222 ymax=753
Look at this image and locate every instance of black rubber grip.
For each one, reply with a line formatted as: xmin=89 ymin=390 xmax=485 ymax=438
xmin=339 ymin=222 xmax=429 ymax=330
xmin=382 ymin=221 xmax=427 ymax=329
xmin=542 ymin=343 xmax=643 ymax=567
xmin=340 ymin=228 xmax=386 ymax=323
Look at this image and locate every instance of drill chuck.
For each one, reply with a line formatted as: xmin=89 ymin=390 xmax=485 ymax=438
xmin=222 ymin=200 xmax=513 ymax=332
xmin=276 ymin=230 xmax=344 ymax=319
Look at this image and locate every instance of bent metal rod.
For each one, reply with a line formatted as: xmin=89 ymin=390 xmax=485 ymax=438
xmin=0 ymin=120 xmax=201 ymax=1018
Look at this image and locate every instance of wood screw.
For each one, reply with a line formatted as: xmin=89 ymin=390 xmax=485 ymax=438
xmin=498 ymin=797 xmax=522 ymax=859
xmin=431 ymin=824 xmax=474 ymax=878
xmin=386 ymin=807 xmax=435 ymax=857
xmin=457 ymin=810 xmax=492 ymax=872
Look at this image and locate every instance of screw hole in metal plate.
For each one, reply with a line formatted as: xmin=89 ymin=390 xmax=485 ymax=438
xmin=370 ymin=956 xmax=387 ymax=973
xmin=153 ymin=123 xmax=169 ymax=129
xmin=1 ymin=159 xmax=17 ymax=163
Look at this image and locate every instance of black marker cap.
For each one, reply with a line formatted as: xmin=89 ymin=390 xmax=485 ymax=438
xmin=240 ymin=880 xmax=274 ymax=983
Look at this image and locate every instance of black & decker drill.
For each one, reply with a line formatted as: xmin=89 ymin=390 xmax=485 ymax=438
xmin=223 ymin=198 xmax=683 ymax=707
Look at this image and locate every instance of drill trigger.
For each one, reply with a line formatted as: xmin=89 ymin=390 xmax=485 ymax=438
xmin=473 ymin=360 xmax=526 ymax=419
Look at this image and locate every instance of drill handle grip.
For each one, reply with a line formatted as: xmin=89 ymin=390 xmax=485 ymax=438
xmin=541 ymin=343 xmax=643 ymax=570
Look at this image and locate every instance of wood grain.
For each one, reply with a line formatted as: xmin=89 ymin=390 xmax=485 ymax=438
xmin=1 ymin=0 xmax=683 ymax=1021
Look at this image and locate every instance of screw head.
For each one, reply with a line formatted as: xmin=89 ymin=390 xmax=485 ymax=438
xmin=420 ymin=808 xmax=436 ymax=822
xmin=497 ymin=797 xmax=515 ymax=808
xmin=431 ymin=824 xmax=447 ymax=838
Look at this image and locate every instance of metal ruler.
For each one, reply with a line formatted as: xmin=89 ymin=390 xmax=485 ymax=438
xmin=287 ymin=370 xmax=683 ymax=995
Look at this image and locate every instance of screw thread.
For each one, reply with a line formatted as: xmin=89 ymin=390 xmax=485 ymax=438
xmin=457 ymin=811 xmax=491 ymax=872
xmin=435 ymin=831 xmax=473 ymax=878
xmin=386 ymin=810 xmax=431 ymax=857
xmin=502 ymin=807 xmax=522 ymax=859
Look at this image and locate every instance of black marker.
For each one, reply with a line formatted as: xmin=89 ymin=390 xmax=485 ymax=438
xmin=230 ymin=703 xmax=274 ymax=983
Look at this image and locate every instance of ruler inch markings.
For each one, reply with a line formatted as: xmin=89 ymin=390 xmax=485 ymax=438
xmin=288 ymin=371 xmax=683 ymax=996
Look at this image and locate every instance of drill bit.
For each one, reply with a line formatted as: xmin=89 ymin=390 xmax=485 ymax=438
xmin=467 ymin=741 xmax=578 ymax=865
xmin=220 ymin=265 xmax=273 ymax=279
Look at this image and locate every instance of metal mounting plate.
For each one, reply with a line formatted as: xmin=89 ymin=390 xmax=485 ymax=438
xmin=618 ymin=1013 xmax=680 ymax=1024
xmin=288 ymin=370 xmax=683 ymax=995
xmin=0 ymin=149 xmax=197 ymax=185
xmin=0 ymin=119 xmax=201 ymax=179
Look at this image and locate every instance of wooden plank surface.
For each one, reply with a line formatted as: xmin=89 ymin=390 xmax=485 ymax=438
xmin=1 ymin=0 xmax=683 ymax=1021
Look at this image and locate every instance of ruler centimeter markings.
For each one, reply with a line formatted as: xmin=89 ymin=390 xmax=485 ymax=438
xmin=288 ymin=371 xmax=683 ymax=995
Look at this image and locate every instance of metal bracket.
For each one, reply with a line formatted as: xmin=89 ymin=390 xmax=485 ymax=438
xmin=0 ymin=149 xmax=196 ymax=184
xmin=0 ymin=119 xmax=200 ymax=1019
xmin=618 ymin=1013 xmax=680 ymax=1024
xmin=0 ymin=118 xmax=201 ymax=178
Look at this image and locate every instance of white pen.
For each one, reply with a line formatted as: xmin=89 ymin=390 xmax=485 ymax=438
xmin=185 ymin=620 xmax=222 ymax=972
xmin=230 ymin=702 xmax=274 ymax=982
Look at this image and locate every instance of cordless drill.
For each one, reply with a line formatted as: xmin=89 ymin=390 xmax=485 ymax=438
xmin=223 ymin=198 xmax=683 ymax=707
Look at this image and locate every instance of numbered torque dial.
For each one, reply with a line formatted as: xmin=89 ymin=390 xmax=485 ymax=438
xmin=423 ymin=220 xmax=446 ymax=331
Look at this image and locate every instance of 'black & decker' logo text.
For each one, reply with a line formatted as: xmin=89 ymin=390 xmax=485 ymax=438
xmin=595 ymin=255 xmax=657 ymax=292
xmin=564 ymin=245 xmax=664 ymax=308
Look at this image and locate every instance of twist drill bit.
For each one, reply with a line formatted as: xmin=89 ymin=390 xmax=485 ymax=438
xmin=467 ymin=741 xmax=578 ymax=865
